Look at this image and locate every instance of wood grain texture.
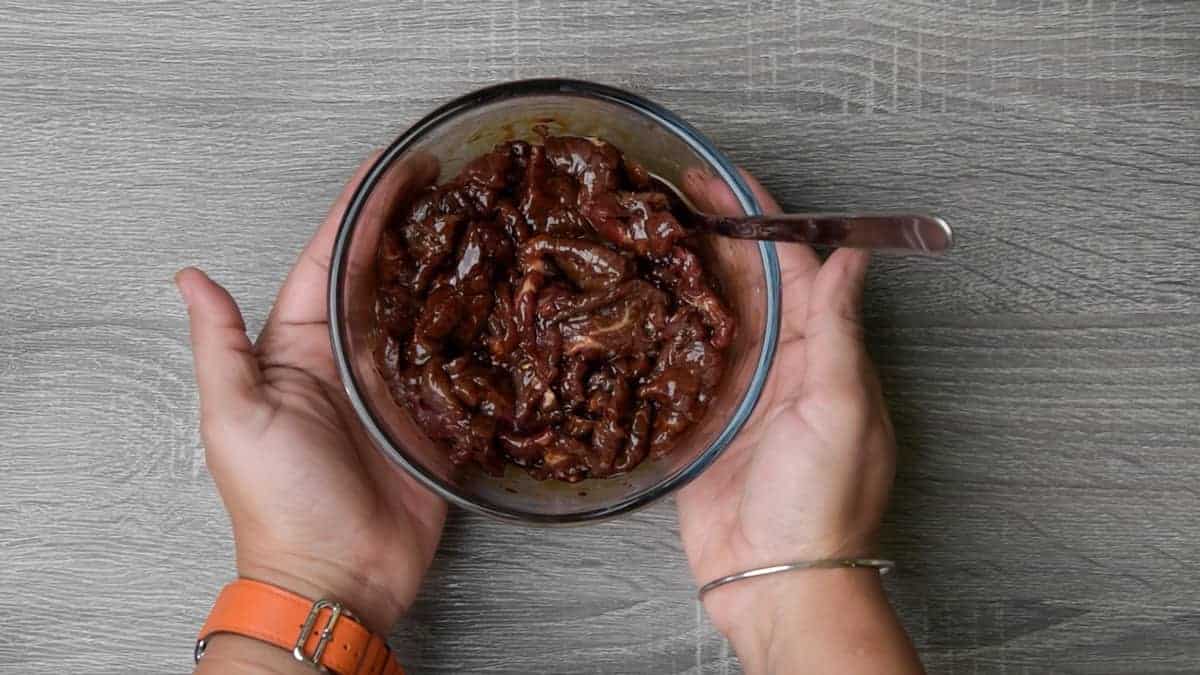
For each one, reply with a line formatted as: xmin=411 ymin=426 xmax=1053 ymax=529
xmin=1 ymin=1 xmax=1198 ymax=673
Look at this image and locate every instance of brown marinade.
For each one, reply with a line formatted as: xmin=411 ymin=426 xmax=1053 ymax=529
xmin=374 ymin=135 xmax=735 ymax=482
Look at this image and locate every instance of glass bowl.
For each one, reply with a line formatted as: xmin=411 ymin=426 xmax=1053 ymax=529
xmin=329 ymin=79 xmax=780 ymax=524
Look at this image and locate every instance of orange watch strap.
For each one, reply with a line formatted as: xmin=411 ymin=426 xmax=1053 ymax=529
xmin=197 ymin=579 xmax=404 ymax=675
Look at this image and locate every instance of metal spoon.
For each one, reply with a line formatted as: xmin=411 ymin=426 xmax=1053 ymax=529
xmin=650 ymin=173 xmax=954 ymax=255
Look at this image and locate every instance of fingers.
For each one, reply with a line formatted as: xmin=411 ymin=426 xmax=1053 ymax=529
xmin=176 ymin=267 xmax=263 ymax=421
xmin=683 ymin=167 xmax=780 ymax=215
xmin=682 ymin=167 xmax=821 ymax=339
xmin=800 ymin=248 xmax=874 ymax=404
xmin=732 ymin=168 xmax=822 ymax=283
xmin=267 ymin=150 xmax=439 ymax=329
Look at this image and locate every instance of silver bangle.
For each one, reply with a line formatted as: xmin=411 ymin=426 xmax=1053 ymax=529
xmin=698 ymin=558 xmax=895 ymax=599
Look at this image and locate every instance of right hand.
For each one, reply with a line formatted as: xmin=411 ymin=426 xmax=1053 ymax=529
xmin=676 ymin=169 xmax=898 ymax=635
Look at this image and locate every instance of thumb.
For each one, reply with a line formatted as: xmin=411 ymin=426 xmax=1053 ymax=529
xmin=800 ymin=249 xmax=876 ymax=408
xmin=175 ymin=267 xmax=263 ymax=424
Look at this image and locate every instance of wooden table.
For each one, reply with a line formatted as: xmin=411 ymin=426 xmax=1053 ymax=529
xmin=2 ymin=2 xmax=1197 ymax=673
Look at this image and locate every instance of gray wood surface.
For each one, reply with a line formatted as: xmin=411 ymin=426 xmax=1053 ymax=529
xmin=1 ymin=1 xmax=1198 ymax=673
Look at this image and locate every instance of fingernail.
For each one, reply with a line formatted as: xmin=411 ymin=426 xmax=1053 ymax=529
xmin=174 ymin=269 xmax=194 ymax=307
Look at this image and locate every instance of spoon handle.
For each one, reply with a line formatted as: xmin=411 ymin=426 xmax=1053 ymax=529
xmin=704 ymin=212 xmax=954 ymax=255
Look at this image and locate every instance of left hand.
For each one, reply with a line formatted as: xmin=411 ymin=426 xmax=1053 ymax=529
xmin=177 ymin=151 xmax=444 ymax=634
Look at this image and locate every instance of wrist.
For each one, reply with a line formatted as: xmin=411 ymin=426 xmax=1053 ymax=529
xmin=197 ymin=576 xmax=410 ymax=675
xmin=698 ymin=535 xmax=880 ymax=638
xmin=237 ymin=551 xmax=406 ymax=635
xmin=706 ymin=569 xmax=891 ymax=673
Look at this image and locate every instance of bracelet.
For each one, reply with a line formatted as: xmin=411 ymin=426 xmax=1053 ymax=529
xmin=697 ymin=558 xmax=895 ymax=599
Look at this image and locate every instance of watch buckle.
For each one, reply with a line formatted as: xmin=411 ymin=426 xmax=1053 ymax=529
xmin=292 ymin=599 xmax=344 ymax=672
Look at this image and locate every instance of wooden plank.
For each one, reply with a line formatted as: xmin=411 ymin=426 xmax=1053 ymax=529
xmin=0 ymin=1 xmax=1198 ymax=673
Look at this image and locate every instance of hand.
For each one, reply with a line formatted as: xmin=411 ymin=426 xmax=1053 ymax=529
xmin=177 ymin=151 xmax=445 ymax=635
xmin=676 ymin=169 xmax=917 ymax=673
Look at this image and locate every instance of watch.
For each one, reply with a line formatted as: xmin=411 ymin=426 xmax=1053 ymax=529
xmin=196 ymin=579 xmax=404 ymax=674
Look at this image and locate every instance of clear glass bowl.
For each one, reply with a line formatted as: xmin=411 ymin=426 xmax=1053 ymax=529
xmin=329 ymin=79 xmax=780 ymax=524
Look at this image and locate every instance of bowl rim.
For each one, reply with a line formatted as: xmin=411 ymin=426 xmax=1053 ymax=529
xmin=328 ymin=78 xmax=781 ymax=525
